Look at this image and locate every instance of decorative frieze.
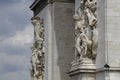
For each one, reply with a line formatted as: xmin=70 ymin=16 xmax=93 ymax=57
xmin=74 ymin=0 xmax=98 ymax=63
xmin=30 ymin=17 xmax=45 ymax=80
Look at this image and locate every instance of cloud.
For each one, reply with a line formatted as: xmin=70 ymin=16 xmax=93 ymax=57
xmin=0 ymin=24 xmax=33 ymax=55
xmin=0 ymin=52 xmax=30 ymax=74
xmin=0 ymin=0 xmax=34 ymax=80
xmin=0 ymin=70 xmax=30 ymax=80
xmin=0 ymin=0 xmax=20 ymax=4
xmin=2 ymin=24 xmax=33 ymax=46
xmin=0 ymin=24 xmax=33 ymax=80
xmin=0 ymin=0 xmax=33 ymax=37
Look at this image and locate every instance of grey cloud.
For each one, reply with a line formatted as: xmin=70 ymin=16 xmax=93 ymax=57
xmin=0 ymin=70 xmax=30 ymax=80
xmin=0 ymin=0 xmax=33 ymax=80
xmin=0 ymin=24 xmax=33 ymax=55
xmin=0 ymin=0 xmax=33 ymax=37
xmin=0 ymin=52 xmax=31 ymax=76
xmin=0 ymin=0 xmax=20 ymax=5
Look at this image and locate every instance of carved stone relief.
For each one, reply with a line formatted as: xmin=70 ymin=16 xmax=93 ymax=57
xmin=74 ymin=0 xmax=98 ymax=63
xmin=30 ymin=17 xmax=45 ymax=80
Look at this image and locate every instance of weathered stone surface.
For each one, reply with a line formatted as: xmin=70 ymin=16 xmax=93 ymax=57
xmin=30 ymin=0 xmax=120 ymax=80
xmin=68 ymin=60 xmax=96 ymax=80
xmin=33 ymin=2 xmax=75 ymax=80
xmin=51 ymin=2 xmax=75 ymax=80
xmin=96 ymin=0 xmax=120 ymax=80
xmin=51 ymin=0 xmax=74 ymax=2
xmin=106 ymin=0 xmax=120 ymax=68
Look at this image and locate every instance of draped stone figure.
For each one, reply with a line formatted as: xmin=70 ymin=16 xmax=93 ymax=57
xmin=74 ymin=0 xmax=98 ymax=62
xmin=31 ymin=17 xmax=44 ymax=42
xmin=30 ymin=17 xmax=45 ymax=80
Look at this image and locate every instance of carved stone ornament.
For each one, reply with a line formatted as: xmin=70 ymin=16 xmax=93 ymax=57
xmin=30 ymin=17 xmax=45 ymax=80
xmin=74 ymin=0 xmax=98 ymax=63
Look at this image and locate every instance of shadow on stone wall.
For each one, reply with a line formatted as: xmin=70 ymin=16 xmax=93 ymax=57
xmin=54 ymin=2 xmax=75 ymax=80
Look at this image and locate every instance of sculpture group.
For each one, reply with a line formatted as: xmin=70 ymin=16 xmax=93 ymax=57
xmin=74 ymin=0 xmax=98 ymax=63
xmin=30 ymin=17 xmax=45 ymax=80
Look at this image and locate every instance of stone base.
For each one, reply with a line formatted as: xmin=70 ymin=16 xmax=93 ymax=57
xmin=96 ymin=67 xmax=120 ymax=80
xmin=68 ymin=59 xmax=96 ymax=80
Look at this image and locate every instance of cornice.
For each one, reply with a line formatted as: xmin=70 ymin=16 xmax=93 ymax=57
xmin=30 ymin=0 xmax=75 ymax=16
xmin=30 ymin=0 xmax=48 ymax=16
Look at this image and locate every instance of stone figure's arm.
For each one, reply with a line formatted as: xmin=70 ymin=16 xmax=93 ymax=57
xmin=92 ymin=28 xmax=98 ymax=53
xmin=75 ymin=36 xmax=81 ymax=54
xmin=81 ymin=33 xmax=92 ymax=47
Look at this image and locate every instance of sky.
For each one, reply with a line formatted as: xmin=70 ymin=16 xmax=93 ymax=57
xmin=0 ymin=0 xmax=34 ymax=80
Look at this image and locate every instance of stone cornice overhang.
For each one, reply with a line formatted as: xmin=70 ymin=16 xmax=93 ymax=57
xmin=30 ymin=0 xmax=48 ymax=16
xmin=30 ymin=0 xmax=75 ymax=16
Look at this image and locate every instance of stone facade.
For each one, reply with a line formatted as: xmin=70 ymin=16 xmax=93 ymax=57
xmin=30 ymin=0 xmax=120 ymax=80
xmin=30 ymin=1 xmax=75 ymax=80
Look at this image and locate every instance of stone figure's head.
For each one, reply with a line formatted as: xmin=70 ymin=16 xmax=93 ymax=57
xmin=86 ymin=0 xmax=96 ymax=5
xmin=85 ymin=0 xmax=97 ymax=12
xmin=31 ymin=17 xmax=41 ymax=26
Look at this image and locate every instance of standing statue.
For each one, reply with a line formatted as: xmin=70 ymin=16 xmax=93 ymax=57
xmin=31 ymin=17 xmax=45 ymax=80
xmin=31 ymin=17 xmax=44 ymax=42
xmin=74 ymin=0 xmax=98 ymax=62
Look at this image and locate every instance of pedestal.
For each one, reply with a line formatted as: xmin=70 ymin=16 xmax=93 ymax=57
xmin=68 ymin=59 xmax=96 ymax=80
